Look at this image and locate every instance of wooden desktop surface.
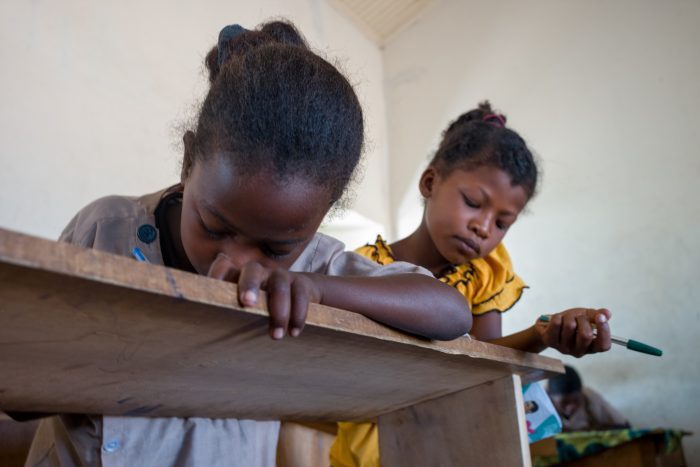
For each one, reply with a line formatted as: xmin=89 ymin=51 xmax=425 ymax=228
xmin=0 ymin=228 xmax=562 ymax=422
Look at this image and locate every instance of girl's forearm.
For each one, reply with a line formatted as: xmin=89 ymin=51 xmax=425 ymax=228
xmin=307 ymin=273 xmax=472 ymax=341
xmin=487 ymin=325 xmax=547 ymax=353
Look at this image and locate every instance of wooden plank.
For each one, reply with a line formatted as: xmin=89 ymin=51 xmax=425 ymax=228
xmin=530 ymin=436 xmax=557 ymax=457
xmin=0 ymin=228 xmax=562 ymax=421
xmin=378 ymin=374 xmax=531 ymax=467
xmin=0 ymin=419 xmax=39 ymax=467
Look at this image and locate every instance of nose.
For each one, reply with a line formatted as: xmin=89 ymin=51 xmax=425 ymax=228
xmin=563 ymin=403 xmax=576 ymax=417
xmin=221 ymin=240 xmax=265 ymax=269
xmin=468 ymin=215 xmax=491 ymax=239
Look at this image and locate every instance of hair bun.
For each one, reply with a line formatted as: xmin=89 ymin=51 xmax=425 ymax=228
xmin=260 ymin=21 xmax=308 ymax=47
xmin=443 ymin=100 xmax=508 ymax=136
xmin=205 ymin=21 xmax=308 ymax=83
xmin=477 ymin=100 xmax=493 ymax=114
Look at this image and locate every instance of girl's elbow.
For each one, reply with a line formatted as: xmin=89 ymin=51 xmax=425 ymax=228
xmin=434 ymin=309 xmax=472 ymax=341
xmin=461 ymin=311 xmax=473 ymax=335
xmin=453 ymin=311 xmax=473 ymax=338
xmin=418 ymin=279 xmax=473 ymax=340
xmin=451 ymin=291 xmax=473 ymax=334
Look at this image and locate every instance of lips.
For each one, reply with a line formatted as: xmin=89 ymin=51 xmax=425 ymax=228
xmin=455 ymin=236 xmax=481 ymax=256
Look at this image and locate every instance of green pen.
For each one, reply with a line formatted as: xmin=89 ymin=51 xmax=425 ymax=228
xmin=538 ymin=314 xmax=662 ymax=357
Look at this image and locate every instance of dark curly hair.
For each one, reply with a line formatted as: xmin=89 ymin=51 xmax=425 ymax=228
xmin=547 ymin=365 xmax=583 ymax=395
xmin=190 ymin=20 xmax=364 ymax=204
xmin=429 ymin=101 xmax=539 ymax=199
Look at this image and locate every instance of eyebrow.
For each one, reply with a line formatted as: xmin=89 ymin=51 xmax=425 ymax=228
xmin=200 ymin=199 xmax=307 ymax=245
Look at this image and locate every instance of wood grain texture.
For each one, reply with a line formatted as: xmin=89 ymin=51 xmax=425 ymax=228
xmin=378 ymin=374 xmax=531 ymax=467
xmin=0 ymin=228 xmax=562 ymax=421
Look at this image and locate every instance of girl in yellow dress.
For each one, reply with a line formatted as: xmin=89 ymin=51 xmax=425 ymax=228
xmin=330 ymin=101 xmax=613 ymax=467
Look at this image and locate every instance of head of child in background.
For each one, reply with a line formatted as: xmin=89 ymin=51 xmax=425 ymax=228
xmin=178 ymin=21 xmax=363 ymax=275
xmin=419 ymin=101 xmax=538 ymax=265
xmin=546 ymin=365 xmax=584 ymax=419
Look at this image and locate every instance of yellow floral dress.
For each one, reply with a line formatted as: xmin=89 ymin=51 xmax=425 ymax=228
xmin=330 ymin=235 xmax=527 ymax=467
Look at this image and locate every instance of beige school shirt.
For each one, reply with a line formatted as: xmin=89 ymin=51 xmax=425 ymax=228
xmin=25 ymin=188 xmax=429 ymax=467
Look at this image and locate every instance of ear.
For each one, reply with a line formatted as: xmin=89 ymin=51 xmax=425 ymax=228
xmin=180 ymin=131 xmax=196 ymax=182
xmin=419 ymin=166 xmax=438 ymax=198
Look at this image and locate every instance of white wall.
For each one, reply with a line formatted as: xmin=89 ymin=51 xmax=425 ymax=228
xmin=384 ymin=0 xmax=700 ymax=462
xmin=0 ymin=0 xmax=390 ymax=240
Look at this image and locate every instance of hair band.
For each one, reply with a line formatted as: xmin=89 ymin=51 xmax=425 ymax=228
xmin=217 ymin=24 xmax=249 ymax=67
xmin=483 ymin=113 xmax=506 ymax=127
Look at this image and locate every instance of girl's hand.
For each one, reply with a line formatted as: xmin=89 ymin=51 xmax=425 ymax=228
xmin=208 ymin=254 xmax=322 ymax=340
xmin=536 ymin=308 xmax=612 ymax=357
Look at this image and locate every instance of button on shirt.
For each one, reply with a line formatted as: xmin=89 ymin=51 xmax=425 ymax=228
xmin=102 ymin=439 xmax=120 ymax=453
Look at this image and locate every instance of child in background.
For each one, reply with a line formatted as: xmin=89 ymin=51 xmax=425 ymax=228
xmin=330 ymin=102 xmax=613 ymax=467
xmin=24 ymin=20 xmax=471 ymax=467
xmin=548 ymin=365 xmax=629 ymax=431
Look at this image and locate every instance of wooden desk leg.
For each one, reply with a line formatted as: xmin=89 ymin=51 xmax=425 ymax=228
xmin=378 ymin=374 xmax=530 ymax=467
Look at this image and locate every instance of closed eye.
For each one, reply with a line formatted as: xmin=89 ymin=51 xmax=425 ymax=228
xmin=496 ymin=221 xmax=509 ymax=231
xmin=199 ymin=219 xmax=227 ymax=239
xmin=261 ymin=244 xmax=292 ymax=260
xmin=462 ymin=193 xmax=480 ymax=208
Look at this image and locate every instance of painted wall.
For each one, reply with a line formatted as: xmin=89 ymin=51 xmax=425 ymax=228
xmin=0 ymin=0 xmax=390 ymax=240
xmin=383 ymin=0 xmax=700 ymax=462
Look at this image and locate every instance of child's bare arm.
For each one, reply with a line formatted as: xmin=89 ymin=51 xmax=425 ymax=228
xmin=208 ymin=255 xmax=471 ymax=341
xmin=473 ymin=308 xmax=612 ymax=356
xmin=307 ymin=273 xmax=471 ymax=340
xmin=470 ymin=312 xmax=549 ymax=352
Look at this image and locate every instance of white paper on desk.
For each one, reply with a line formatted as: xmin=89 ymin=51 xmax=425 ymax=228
xmin=522 ymin=382 xmax=562 ymax=443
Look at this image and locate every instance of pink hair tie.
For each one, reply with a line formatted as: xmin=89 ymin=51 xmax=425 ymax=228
xmin=483 ymin=113 xmax=506 ymax=127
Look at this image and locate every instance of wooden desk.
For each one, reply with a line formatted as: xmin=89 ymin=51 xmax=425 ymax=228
xmin=0 ymin=228 xmax=563 ymax=466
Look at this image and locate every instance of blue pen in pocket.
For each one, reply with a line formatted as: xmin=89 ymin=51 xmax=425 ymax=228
xmin=131 ymin=247 xmax=150 ymax=263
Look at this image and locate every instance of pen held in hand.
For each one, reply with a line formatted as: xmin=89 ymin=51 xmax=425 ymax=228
xmin=538 ymin=314 xmax=662 ymax=357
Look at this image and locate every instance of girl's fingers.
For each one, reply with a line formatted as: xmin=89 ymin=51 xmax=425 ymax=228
xmin=595 ymin=307 xmax=612 ymax=322
xmin=592 ymin=310 xmax=612 ymax=352
xmin=544 ymin=313 xmax=563 ymax=348
xmin=574 ymin=314 xmax=595 ymax=357
xmin=266 ymin=270 xmax=292 ymax=340
xmin=208 ymin=258 xmax=314 ymax=341
xmin=289 ymin=279 xmax=310 ymax=337
xmin=559 ymin=311 xmax=580 ymax=353
xmin=237 ymin=262 xmax=267 ymax=308
xmin=543 ymin=308 xmax=613 ymax=355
